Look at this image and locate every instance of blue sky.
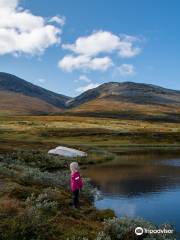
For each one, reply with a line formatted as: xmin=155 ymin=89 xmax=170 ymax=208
xmin=0 ymin=0 xmax=180 ymax=97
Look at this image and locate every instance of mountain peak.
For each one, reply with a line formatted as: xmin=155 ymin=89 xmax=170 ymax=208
xmin=67 ymin=81 xmax=180 ymax=108
xmin=0 ymin=72 xmax=71 ymax=109
xmin=0 ymin=72 xmax=71 ymax=115
xmin=1 ymin=72 xmax=180 ymax=120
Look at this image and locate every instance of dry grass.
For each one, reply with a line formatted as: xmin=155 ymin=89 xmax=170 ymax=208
xmin=1 ymin=115 xmax=180 ymax=133
xmin=0 ymin=197 xmax=23 ymax=216
xmin=0 ymin=115 xmax=180 ymax=156
xmin=68 ymin=98 xmax=180 ymax=115
xmin=0 ymin=91 xmax=61 ymax=116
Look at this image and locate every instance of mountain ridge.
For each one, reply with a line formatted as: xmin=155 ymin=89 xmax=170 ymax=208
xmin=1 ymin=72 xmax=180 ymax=120
xmin=0 ymin=72 xmax=71 ymax=109
xmin=67 ymin=81 xmax=180 ymax=108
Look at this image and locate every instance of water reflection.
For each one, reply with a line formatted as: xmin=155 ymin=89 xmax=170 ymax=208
xmin=82 ymin=153 xmax=180 ymax=231
xmin=83 ymin=154 xmax=180 ymax=197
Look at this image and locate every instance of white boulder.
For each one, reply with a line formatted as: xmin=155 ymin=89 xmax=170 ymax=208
xmin=48 ymin=146 xmax=87 ymax=157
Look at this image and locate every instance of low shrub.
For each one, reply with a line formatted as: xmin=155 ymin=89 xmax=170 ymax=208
xmin=90 ymin=209 xmax=115 ymax=221
xmin=0 ymin=210 xmax=59 ymax=240
xmin=0 ymin=163 xmax=18 ymax=179
xmin=0 ymin=151 xmax=70 ymax=171
xmin=7 ymin=185 xmax=38 ymax=200
xmin=81 ymin=178 xmax=101 ymax=202
xmin=26 ymin=193 xmax=58 ymax=214
xmin=21 ymin=167 xmax=70 ymax=188
xmin=96 ymin=217 xmax=175 ymax=240
xmin=0 ymin=198 xmax=22 ymax=217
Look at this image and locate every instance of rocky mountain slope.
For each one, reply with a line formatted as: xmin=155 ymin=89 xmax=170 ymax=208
xmin=1 ymin=72 xmax=180 ymax=121
xmin=0 ymin=72 xmax=70 ymax=115
xmin=66 ymin=82 xmax=180 ymax=121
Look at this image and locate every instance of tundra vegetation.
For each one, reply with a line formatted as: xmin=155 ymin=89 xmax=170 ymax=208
xmin=0 ymin=115 xmax=179 ymax=239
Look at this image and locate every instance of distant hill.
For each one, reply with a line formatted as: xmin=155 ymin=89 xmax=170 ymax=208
xmin=1 ymin=72 xmax=180 ymax=121
xmin=0 ymin=72 xmax=71 ymax=115
xmin=66 ymin=82 xmax=180 ymax=121
xmin=67 ymin=82 xmax=180 ymax=107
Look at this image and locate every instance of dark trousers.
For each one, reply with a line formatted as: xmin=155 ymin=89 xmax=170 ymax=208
xmin=72 ymin=189 xmax=79 ymax=208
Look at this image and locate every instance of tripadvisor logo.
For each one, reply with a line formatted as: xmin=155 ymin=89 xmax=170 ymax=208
xmin=135 ymin=227 xmax=144 ymax=236
xmin=135 ymin=227 xmax=174 ymax=236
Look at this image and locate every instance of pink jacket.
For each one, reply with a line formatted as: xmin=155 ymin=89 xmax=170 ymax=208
xmin=71 ymin=171 xmax=83 ymax=192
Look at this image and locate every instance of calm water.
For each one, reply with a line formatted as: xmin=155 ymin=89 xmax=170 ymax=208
xmin=83 ymin=153 xmax=180 ymax=232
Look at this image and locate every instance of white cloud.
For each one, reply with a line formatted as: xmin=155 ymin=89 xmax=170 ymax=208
xmin=79 ymin=75 xmax=91 ymax=83
xmin=62 ymin=30 xmax=141 ymax=58
xmin=76 ymin=83 xmax=100 ymax=93
xmin=117 ymin=41 xmax=141 ymax=58
xmin=118 ymin=64 xmax=136 ymax=76
xmin=0 ymin=0 xmax=18 ymax=10
xmin=75 ymin=75 xmax=99 ymax=93
xmin=0 ymin=0 xmax=63 ymax=56
xmin=63 ymin=31 xmax=119 ymax=56
xmin=49 ymin=15 xmax=65 ymax=26
xmin=74 ymin=75 xmax=91 ymax=83
xmin=37 ymin=78 xmax=46 ymax=83
xmin=58 ymin=55 xmax=113 ymax=71
xmin=90 ymin=57 xmax=113 ymax=70
xmin=58 ymin=30 xmax=141 ymax=72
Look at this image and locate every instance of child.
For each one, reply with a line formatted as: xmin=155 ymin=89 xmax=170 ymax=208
xmin=70 ymin=162 xmax=83 ymax=208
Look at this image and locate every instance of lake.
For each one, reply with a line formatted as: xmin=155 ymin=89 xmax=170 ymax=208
xmin=83 ymin=152 xmax=180 ymax=232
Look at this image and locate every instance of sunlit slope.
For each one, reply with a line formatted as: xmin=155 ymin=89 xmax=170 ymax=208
xmin=0 ymin=72 xmax=70 ymax=115
xmin=67 ymin=82 xmax=180 ymax=120
xmin=1 ymin=72 xmax=180 ymax=120
xmin=0 ymin=91 xmax=62 ymax=115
